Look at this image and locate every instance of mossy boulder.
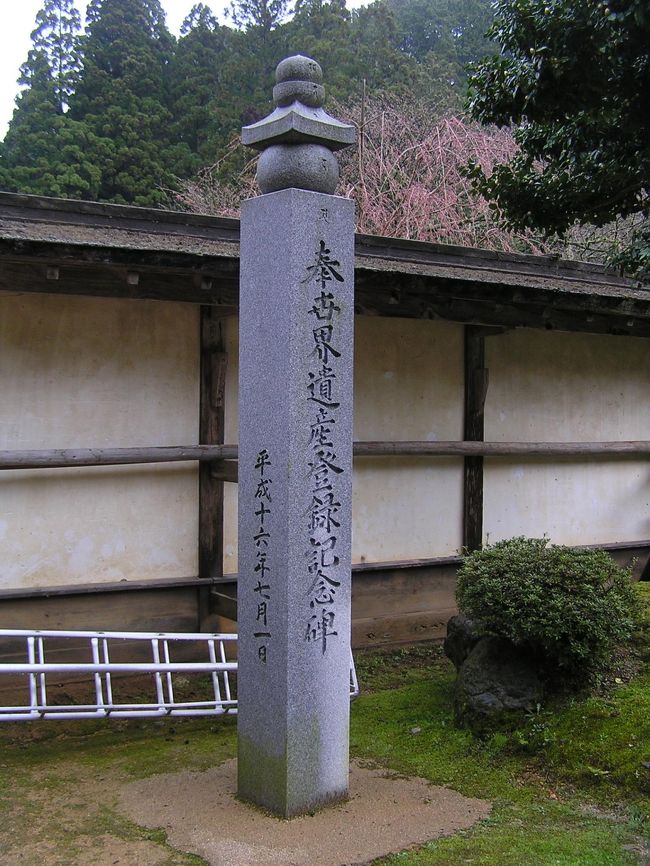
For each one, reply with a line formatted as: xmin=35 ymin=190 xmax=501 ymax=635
xmin=443 ymin=614 xmax=480 ymax=670
xmin=454 ymin=636 xmax=543 ymax=734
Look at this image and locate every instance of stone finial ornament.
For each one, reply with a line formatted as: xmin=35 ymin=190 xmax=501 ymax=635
xmin=242 ymin=55 xmax=356 ymax=195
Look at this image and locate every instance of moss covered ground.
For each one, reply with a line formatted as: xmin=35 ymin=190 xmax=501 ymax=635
xmin=0 ymin=584 xmax=648 ymax=865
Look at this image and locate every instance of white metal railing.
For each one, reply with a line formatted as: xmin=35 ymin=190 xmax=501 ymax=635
xmin=0 ymin=629 xmax=359 ymax=721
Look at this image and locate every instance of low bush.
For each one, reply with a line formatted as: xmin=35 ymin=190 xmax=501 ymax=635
xmin=456 ymin=537 xmax=640 ymax=674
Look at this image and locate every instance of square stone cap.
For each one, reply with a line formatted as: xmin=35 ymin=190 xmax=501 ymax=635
xmin=242 ymin=103 xmax=356 ymax=151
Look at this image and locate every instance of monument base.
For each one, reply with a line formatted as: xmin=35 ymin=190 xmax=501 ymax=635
xmin=120 ymin=758 xmax=492 ymax=863
xmin=238 ymin=737 xmax=349 ymax=818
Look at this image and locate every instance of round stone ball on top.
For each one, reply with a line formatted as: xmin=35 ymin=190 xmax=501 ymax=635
xmin=256 ymin=144 xmax=339 ymax=196
xmin=273 ymin=55 xmax=325 ymax=109
xmin=242 ymin=54 xmax=356 ymax=196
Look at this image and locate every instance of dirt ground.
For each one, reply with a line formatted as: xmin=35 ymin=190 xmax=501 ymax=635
xmin=119 ymin=759 xmax=491 ymax=866
xmin=1 ymin=755 xmax=490 ymax=866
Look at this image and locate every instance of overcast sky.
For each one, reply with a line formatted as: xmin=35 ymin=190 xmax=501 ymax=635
xmin=0 ymin=0 xmax=366 ymax=138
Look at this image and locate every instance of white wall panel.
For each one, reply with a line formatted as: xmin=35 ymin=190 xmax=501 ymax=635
xmin=484 ymin=329 xmax=650 ymax=545
xmin=0 ymin=294 xmax=200 ymax=588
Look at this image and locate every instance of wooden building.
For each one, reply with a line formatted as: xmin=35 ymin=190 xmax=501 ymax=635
xmin=1 ymin=192 xmax=649 ymax=648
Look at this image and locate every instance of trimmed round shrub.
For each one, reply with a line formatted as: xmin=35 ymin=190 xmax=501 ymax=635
xmin=456 ymin=537 xmax=639 ymax=673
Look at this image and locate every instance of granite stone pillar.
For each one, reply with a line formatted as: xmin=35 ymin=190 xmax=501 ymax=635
xmin=237 ymin=56 xmax=356 ymax=818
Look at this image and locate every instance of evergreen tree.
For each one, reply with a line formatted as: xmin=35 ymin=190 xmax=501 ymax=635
xmin=388 ymin=0 xmax=493 ymax=67
xmin=287 ymin=0 xmax=419 ymax=103
xmin=0 ymin=0 xmax=102 ymax=199
xmin=349 ymin=2 xmax=419 ymax=94
xmin=227 ymin=0 xmax=293 ymax=34
xmin=225 ymin=0 xmax=294 ymax=112
xmin=0 ymin=0 xmax=509 ymax=206
xmin=286 ymin=0 xmax=354 ymax=101
xmin=214 ymin=0 xmax=295 ymax=156
xmin=70 ymin=0 xmax=184 ymax=205
xmin=386 ymin=0 xmax=494 ymax=108
xmin=209 ymin=27 xmax=282 ymax=148
xmin=31 ymin=0 xmax=82 ymax=113
xmin=168 ymin=4 xmax=234 ymax=161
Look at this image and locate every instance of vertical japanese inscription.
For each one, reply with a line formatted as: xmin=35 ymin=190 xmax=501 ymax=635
xmin=253 ymin=448 xmax=272 ymax=663
xmin=303 ymin=240 xmax=345 ymax=654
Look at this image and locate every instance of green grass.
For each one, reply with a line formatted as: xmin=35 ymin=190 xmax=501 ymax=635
xmin=0 ymin=714 xmax=237 ymax=779
xmin=374 ymin=812 xmax=641 ymax=866
xmin=350 ymin=674 xmax=647 ymax=865
xmin=514 ymin=674 xmax=650 ymax=803
xmin=346 ymin=583 xmax=650 ymax=865
xmin=0 ymin=717 xmax=234 ymax=866
xmin=1 ymin=584 xmax=648 ymax=865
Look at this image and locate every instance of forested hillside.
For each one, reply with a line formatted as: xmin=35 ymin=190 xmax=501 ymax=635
xmin=0 ymin=0 xmax=495 ymax=206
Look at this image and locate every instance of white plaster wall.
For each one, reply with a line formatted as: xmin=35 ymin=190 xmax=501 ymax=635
xmin=484 ymin=329 xmax=650 ymax=545
xmin=352 ymin=317 xmax=464 ymax=562
xmin=222 ymin=317 xmax=240 ymax=573
xmin=0 ymin=293 xmax=200 ymax=589
xmin=223 ymin=315 xmax=464 ymax=572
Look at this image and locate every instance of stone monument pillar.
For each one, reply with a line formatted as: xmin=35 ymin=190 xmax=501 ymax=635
xmin=237 ymin=55 xmax=356 ymax=818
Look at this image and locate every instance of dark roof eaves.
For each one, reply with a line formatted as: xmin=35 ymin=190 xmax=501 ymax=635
xmin=0 ymin=190 xmax=646 ymax=300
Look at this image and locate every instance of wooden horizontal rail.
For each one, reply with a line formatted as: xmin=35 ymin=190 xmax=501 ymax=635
xmin=0 ymin=445 xmax=237 ymax=470
xmin=3 ymin=539 xmax=647 ymax=602
xmin=0 ymin=576 xmax=214 ymax=600
xmin=1 ymin=440 xmax=649 ymax=470
xmin=354 ymin=440 xmax=650 ymax=457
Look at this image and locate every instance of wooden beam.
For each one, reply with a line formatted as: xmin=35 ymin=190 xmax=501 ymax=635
xmin=0 ymin=445 xmax=238 ymax=469
xmin=2 ymin=440 xmax=650 ymax=471
xmin=2 ymin=539 xmax=647 ymax=602
xmin=352 ymin=441 xmax=650 ymax=457
xmin=354 ymin=272 xmax=650 ymax=337
xmin=0 ymin=576 xmax=212 ymax=600
xmin=0 ymin=588 xmax=202 ymax=641
xmin=463 ymin=326 xmax=488 ymax=551
xmin=211 ymin=460 xmax=239 ymax=483
xmin=199 ymin=308 xmax=227 ymax=588
xmin=0 ymin=257 xmax=239 ymax=306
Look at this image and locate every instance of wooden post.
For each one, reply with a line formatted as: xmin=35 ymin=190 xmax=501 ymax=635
xmin=198 ymin=307 xmax=228 ymax=624
xmin=463 ymin=326 xmax=489 ymax=551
